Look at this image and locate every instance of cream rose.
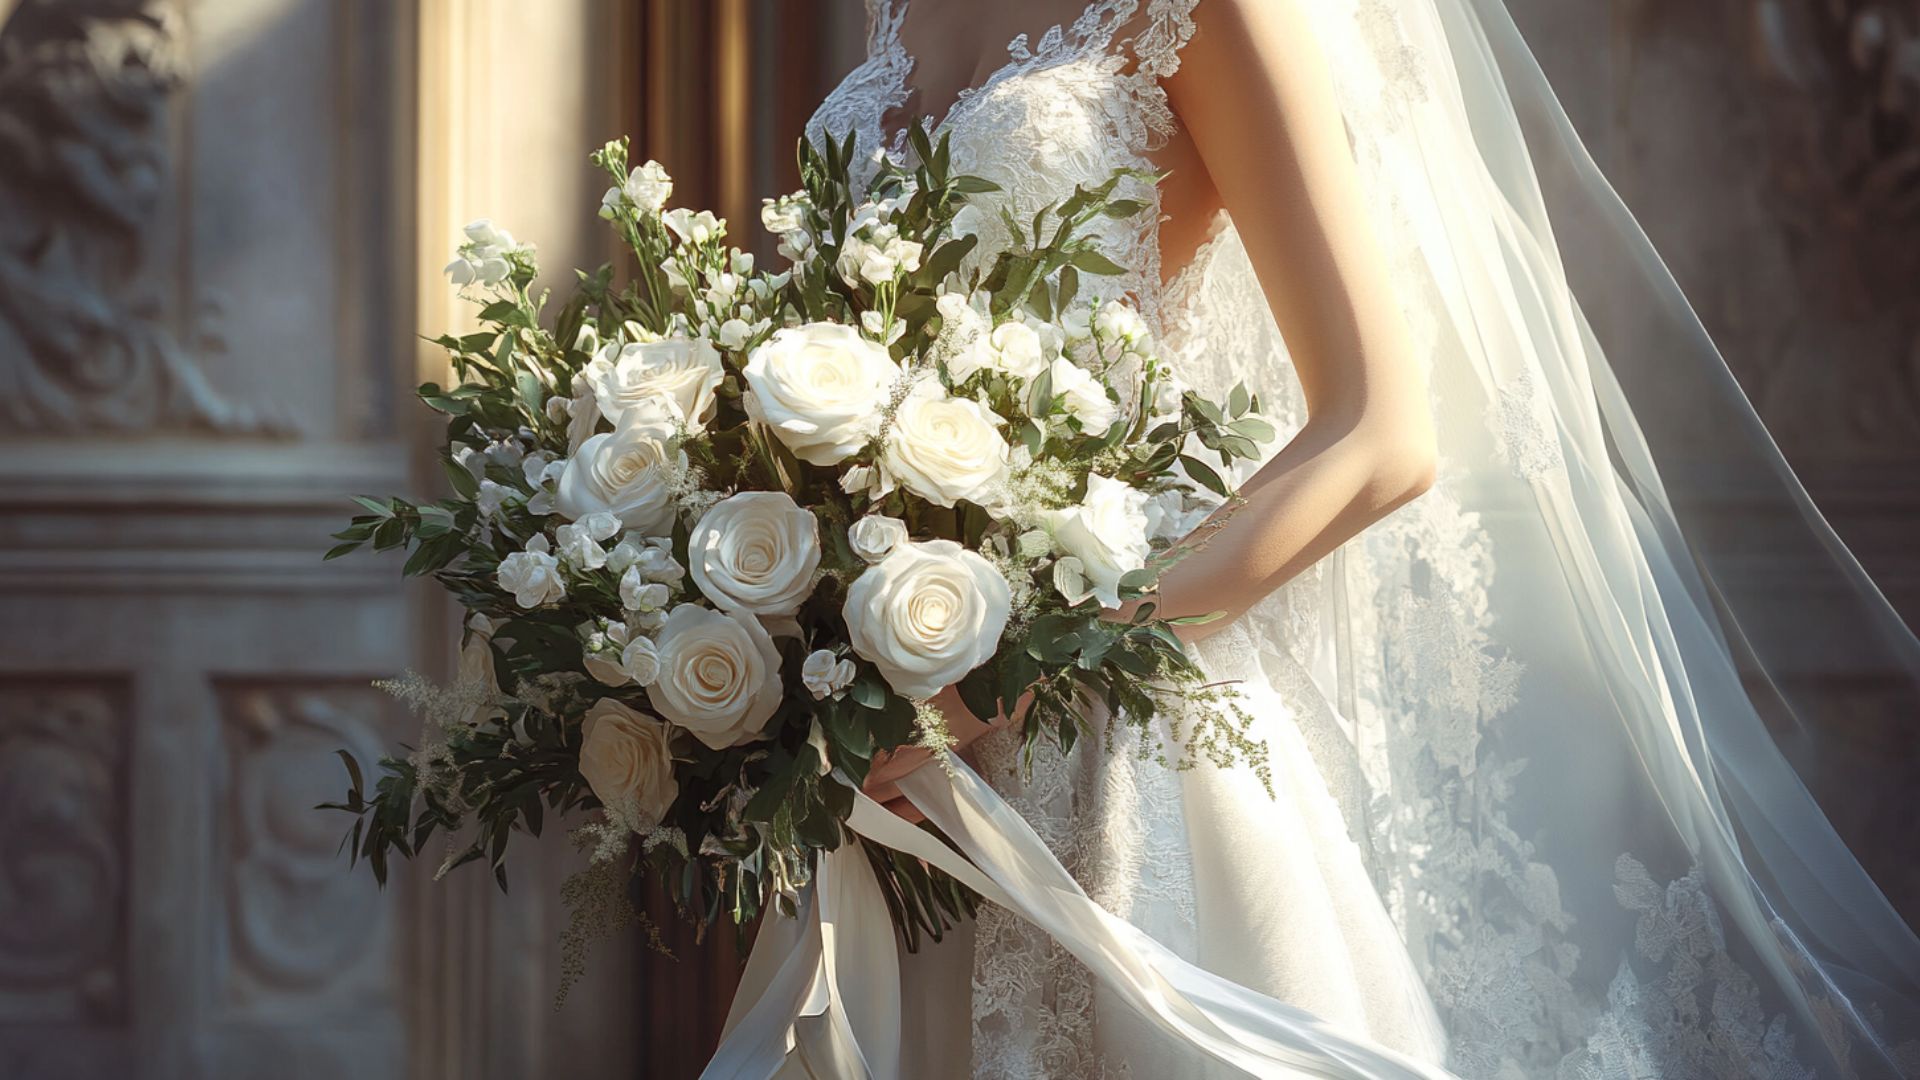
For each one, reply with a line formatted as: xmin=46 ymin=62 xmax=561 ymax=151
xmin=881 ymin=381 xmax=1009 ymax=508
xmin=843 ymin=539 xmax=1011 ymax=700
xmin=688 ymin=491 xmax=821 ymax=616
xmin=1044 ymin=474 xmax=1152 ymax=608
xmin=578 ymin=698 xmax=678 ymax=830
xmin=555 ymin=414 xmax=682 ymax=534
xmin=646 ymin=604 xmax=783 ymax=749
xmin=847 ymin=514 xmax=908 ymax=564
xmin=584 ymin=337 xmax=723 ymax=432
xmin=743 ymin=323 xmax=901 ymax=465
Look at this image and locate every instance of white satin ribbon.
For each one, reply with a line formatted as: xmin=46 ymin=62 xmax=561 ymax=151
xmin=702 ymin=755 xmax=1458 ymax=1079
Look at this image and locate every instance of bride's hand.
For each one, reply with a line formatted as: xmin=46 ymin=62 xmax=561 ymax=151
xmin=861 ymin=685 xmax=1015 ymax=823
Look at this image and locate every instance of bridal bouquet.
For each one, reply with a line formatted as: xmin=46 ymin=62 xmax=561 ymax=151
xmin=323 ymin=127 xmax=1273 ymax=979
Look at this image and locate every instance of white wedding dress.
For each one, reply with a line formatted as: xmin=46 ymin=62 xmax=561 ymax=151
xmin=806 ymin=2 xmax=1449 ymax=1075
xmin=705 ymin=1 xmax=1920 ymax=1077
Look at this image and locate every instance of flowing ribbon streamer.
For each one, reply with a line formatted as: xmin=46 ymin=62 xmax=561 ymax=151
xmin=701 ymin=755 xmax=1458 ymax=1079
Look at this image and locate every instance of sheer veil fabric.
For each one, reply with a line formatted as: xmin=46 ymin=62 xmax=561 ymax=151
xmin=705 ymin=0 xmax=1920 ymax=1076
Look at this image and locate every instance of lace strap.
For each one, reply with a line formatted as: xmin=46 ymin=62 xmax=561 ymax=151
xmin=1127 ymin=0 xmax=1202 ymax=79
xmin=863 ymin=0 xmax=907 ymax=55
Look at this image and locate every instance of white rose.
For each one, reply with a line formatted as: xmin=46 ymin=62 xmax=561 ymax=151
xmin=620 ymin=634 xmax=662 ymax=686
xmin=848 ymin=514 xmax=908 ymax=564
xmin=743 ymin=323 xmax=901 ymax=465
xmin=497 ymin=535 xmax=566 ymax=608
xmin=1043 ymin=355 xmax=1118 ymax=436
xmin=555 ymin=416 xmax=682 ymax=534
xmin=578 ymin=698 xmax=678 ymax=830
xmin=584 ymin=337 xmax=722 ymax=432
xmin=1044 ymin=474 xmax=1152 ymax=608
xmin=881 ymin=381 xmax=1010 ymax=508
xmin=688 ymin=491 xmax=822 ymax=616
xmin=622 ymin=160 xmax=673 ymax=213
xmin=843 ymin=539 xmax=1011 ymax=700
xmin=802 ymin=649 xmax=857 ymax=701
xmin=647 ymin=605 xmax=784 ymax=749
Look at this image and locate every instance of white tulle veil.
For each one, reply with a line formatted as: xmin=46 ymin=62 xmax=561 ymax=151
xmin=1292 ymin=0 xmax=1920 ymax=1073
xmin=705 ymin=1 xmax=1920 ymax=1076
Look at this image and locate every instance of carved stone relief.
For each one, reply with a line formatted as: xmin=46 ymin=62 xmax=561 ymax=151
xmin=0 ymin=680 xmax=128 ymax=1027
xmin=0 ymin=0 xmax=289 ymax=436
xmin=216 ymin=681 xmax=396 ymax=1015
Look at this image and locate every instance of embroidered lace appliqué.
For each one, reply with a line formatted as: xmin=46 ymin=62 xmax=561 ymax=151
xmin=1559 ymin=856 xmax=1817 ymax=1080
xmin=1493 ymin=367 xmax=1567 ymax=481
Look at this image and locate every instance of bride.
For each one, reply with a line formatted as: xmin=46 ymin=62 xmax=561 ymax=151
xmin=712 ymin=0 xmax=1920 ymax=1076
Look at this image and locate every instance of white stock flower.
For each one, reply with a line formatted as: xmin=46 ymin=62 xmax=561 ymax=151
xmin=663 ymin=208 xmax=725 ymax=246
xmin=620 ymin=566 xmax=670 ymax=613
xmin=716 ymin=318 xmax=753 ymax=351
xmin=475 ymin=479 xmax=512 ymax=520
xmin=761 ymin=193 xmax=808 ymax=235
xmin=555 ymin=511 xmax=621 ymax=570
xmin=1043 ymin=355 xmax=1118 ymax=435
xmin=847 ymin=514 xmax=908 ymax=564
xmin=802 ymin=649 xmax=857 ymax=701
xmin=743 ymin=323 xmax=901 ymax=465
xmin=948 ymin=319 xmax=1047 ymax=383
xmin=578 ymin=698 xmax=678 ymax=830
xmin=688 ymin=491 xmax=822 ymax=616
xmin=881 ymin=381 xmax=1009 ymax=508
xmin=836 ymin=223 xmax=922 ymax=287
xmin=636 ymin=544 xmax=683 ymax=583
xmin=647 ymin=605 xmax=783 ymax=749
xmin=584 ymin=337 xmax=723 ymax=432
xmin=497 ymin=535 xmax=566 ymax=608
xmin=584 ymin=620 xmax=634 ymax=686
xmin=622 ymin=160 xmax=673 ymax=214
xmin=843 ymin=539 xmax=1011 ymax=700
xmin=1044 ymin=474 xmax=1152 ymax=608
xmin=620 ymin=634 xmax=662 ymax=686
xmin=555 ymin=411 xmax=682 ymax=534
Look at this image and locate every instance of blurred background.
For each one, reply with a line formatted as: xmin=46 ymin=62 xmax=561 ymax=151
xmin=0 ymin=1 xmax=1914 ymax=1077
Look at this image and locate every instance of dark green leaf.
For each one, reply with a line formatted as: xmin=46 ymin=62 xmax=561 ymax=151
xmin=1179 ymin=454 xmax=1230 ymax=497
xmin=1069 ymin=249 xmax=1126 ymax=276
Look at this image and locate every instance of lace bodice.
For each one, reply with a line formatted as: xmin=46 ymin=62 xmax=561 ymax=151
xmin=807 ymin=0 xmax=1201 ymax=328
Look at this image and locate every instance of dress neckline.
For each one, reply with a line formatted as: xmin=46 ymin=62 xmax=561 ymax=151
xmin=873 ymin=0 xmax=1129 ymax=155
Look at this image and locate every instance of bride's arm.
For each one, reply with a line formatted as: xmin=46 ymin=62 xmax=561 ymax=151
xmin=1148 ymin=0 xmax=1436 ymax=635
xmin=864 ymin=0 xmax=1433 ymax=817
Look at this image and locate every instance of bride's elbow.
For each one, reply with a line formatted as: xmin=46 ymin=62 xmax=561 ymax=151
xmin=1364 ymin=426 xmax=1437 ymax=508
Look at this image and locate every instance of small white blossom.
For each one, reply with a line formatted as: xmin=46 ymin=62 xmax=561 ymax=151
xmin=497 ymin=535 xmax=566 ymax=608
xmin=663 ymin=208 xmax=725 ymax=246
xmin=622 ymin=160 xmax=673 ymax=214
xmin=476 ymin=479 xmax=512 ymax=520
xmin=1042 ymin=355 xmax=1118 ymax=436
xmin=801 ymin=649 xmax=857 ymax=700
xmin=620 ymin=634 xmax=663 ymax=686
xmin=717 ymin=318 xmax=753 ymax=350
xmin=620 ymin=566 xmax=670 ymax=613
xmin=636 ymin=544 xmax=684 ymax=583
xmin=1094 ymin=299 xmax=1149 ymax=347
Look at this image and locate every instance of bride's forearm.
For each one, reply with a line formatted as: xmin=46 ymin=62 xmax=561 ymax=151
xmin=1141 ymin=409 xmax=1433 ymax=639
